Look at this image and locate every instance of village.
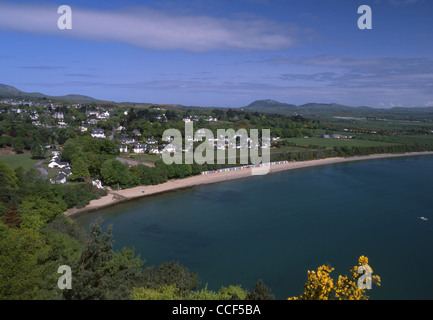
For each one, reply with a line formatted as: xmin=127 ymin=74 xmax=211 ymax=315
xmin=0 ymin=98 xmax=279 ymax=186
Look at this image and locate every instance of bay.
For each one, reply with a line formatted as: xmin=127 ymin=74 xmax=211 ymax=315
xmin=74 ymin=155 xmax=433 ymax=299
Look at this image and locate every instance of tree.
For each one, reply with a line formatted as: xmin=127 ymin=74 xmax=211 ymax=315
xmin=30 ymin=141 xmax=46 ymax=159
xmin=63 ymin=218 xmax=114 ymax=300
xmin=0 ymin=161 xmax=19 ymax=208
xmin=100 ymin=159 xmax=138 ymax=188
xmin=132 ymin=284 xmax=250 ymax=300
xmin=70 ymin=157 xmax=90 ymax=181
xmin=18 ymin=195 xmax=63 ymax=231
xmin=132 ymin=284 xmax=181 ymax=300
xmin=288 ymin=256 xmax=381 ymax=300
xmin=2 ymin=206 xmax=21 ymax=228
xmin=144 ymin=261 xmax=201 ymax=297
xmin=63 ymin=218 xmax=144 ymax=300
xmin=246 ymin=279 xmax=275 ymax=300
xmin=12 ymin=137 xmax=25 ymax=153
xmin=0 ymin=222 xmax=50 ymax=299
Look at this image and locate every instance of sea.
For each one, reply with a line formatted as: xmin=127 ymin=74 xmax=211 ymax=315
xmin=74 ymin=155 xmax=433 ymax=299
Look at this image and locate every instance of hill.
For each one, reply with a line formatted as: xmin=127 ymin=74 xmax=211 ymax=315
xmin=243 ymin=99 xmax=433 ymax=118
xmin=0 ymin=84 xmax=101 ymax=103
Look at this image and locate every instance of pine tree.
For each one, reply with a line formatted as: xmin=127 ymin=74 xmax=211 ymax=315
xmin=246 ymin=279 xmax=275 ymax=300
xmin=63 ymin=217 xmax=114 ymax=300
xmin=2 ymin=206 xmax=21 ymax=228
xmin=63 ymin=217 xmax=145 ymax=300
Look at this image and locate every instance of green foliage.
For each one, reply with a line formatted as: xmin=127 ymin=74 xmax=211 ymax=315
xmin=43 ymin=213 xmax=86 ymax=243
xmin=101 ymin=158 xmax=139 ymax=188
xmin=0 ymin=222 xmax=50 ymax=299
xmin=189 ymin=284 xmax=249 ymax=300
xmin=132 ymin=284 xmax=180 ymax=300
xmin=61 ymin=136 xmax=119 ymax=164
xmin=12 ymin=137 xmax=24 ymax=153
xmin=246 ymin=279 xmax=275 ymax=300
xmin=144 ymin=261 xmax=201 ymax=297
xmin=18 ymin=195 xmax=63 ymax=230
xmin=70 ymin=157 xmax=90 ymax=181
xmin=63 ymin=218 xmax=115 ymax=300
xmin=30 ymin=141 xmax=46 ymax=159
xmin=0 ymin=161 xmax=19 ymax=207
xmin=63 ymin=218 xmax=144 ymax=300
xmin=132 ymin=283 xmax=250 ymax=300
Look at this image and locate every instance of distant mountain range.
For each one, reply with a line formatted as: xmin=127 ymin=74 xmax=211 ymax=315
xmin=0 ymin=84 xmax=100 ymax=103
xmin=2 ymin=84 xmax=433 ymax=117
xmin=243 ymin=99 xmax=433 ymax=117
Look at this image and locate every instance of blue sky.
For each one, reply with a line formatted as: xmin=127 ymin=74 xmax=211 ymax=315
xmin=0 ymin=0 xmax=432 ymax=108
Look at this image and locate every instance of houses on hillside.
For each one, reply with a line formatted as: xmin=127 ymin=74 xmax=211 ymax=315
xmin=132 ymin=143 xmax=147 ymax=154
xmin=48 ymin=151 xmax=72 ymax=185
xmin=91 ymin=129 xmax=106 ymax=139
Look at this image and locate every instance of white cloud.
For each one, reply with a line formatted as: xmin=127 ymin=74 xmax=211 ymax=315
xmin=0 ymin=1 xmax=298 ymax=52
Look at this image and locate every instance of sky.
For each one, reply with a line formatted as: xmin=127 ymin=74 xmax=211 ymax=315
xmin=0 ymin=0 xmax=432 ymax=108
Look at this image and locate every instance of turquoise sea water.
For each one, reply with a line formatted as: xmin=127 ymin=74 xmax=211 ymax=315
xmin=74 ymin=155 xmax=433 ymax=299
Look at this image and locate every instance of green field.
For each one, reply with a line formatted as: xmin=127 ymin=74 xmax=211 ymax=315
xmin=119 ymin=153 xmax=162 ymax=163
xmin=0 ymin=153 xmax=39 ymax=170
xmin=368 ymin=134 xmax=433 ymax=145
xmin=282 ymin=137 xmax=399 ymax=149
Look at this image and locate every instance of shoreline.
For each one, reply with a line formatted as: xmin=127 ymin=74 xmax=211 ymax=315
xmin=64 ymin=151 xmax=433 ymax=218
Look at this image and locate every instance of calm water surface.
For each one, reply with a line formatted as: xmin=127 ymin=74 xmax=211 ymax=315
xmin=74 ymin=155 xmax=433 ymax=299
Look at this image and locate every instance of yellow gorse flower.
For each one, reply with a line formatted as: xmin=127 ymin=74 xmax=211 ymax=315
xmin=288 ymin=255 xmax=381 ymax=300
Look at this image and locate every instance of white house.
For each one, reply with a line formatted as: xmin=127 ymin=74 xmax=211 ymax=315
xmin=133 ymin=143 xmax=146 ymax=154
xmin=155 ymin=114 xmax=167 ymax=122
xmin=59 ymin=168 xmax=72 ymax=177
xmin=86 ymin=110 xmax=99 ymax=117
xmin=145 ymin=138 xmax=157 ymax=145
xmin=50 ymin=172 xmax=67 ymax=184
xmin=91 ymin=129 xmax=106 ymax=139
xmin=98 ymin=111 xmax=110 ymax=119
xmin=92 ymin=179 xmax=105 ymax=190
xmin=48 ymin=161 xmax=70 ymax=169
xmin=121 ymin=138 xmax=135 ymax=145
xmin=148 ymin=146 xmax=161 ymax=154
xmin=162 ymin=144 xmax=177 ymax=153
xmin=119 ymin=145 xmax=128 ymax=153
xmin=53 ymin=112 xmax=64 ymax=119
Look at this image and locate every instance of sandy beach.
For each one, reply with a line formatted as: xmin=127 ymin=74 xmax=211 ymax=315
xmin=64 ymin=151 xmax=433 ymax=217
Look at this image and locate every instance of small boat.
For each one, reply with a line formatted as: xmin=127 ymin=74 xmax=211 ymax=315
xmin=418 ymin=216 xmax=428 ymax=221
